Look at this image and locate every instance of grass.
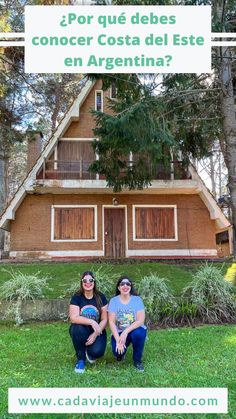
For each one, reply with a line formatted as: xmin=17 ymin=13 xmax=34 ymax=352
xmin=0 ymin=322 xmax=235 ymax=419
xmin=0 ymin=261 xmax=231 ymax=299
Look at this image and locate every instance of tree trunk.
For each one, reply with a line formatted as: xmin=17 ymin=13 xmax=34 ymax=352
xmin=51 ymin=85 xmax=61 ymax=131
xmin=209 ymin=153 xmax=216 ymax=197
xmin=219 ymin=46 xmax=236 ymax=256
xmin=218 ymin=152 xmax=222 ymax=197
xmin=0 ymin=156 xmax=7 ymax=250
xmin=214 ymin=0 xmax=236 ymax=256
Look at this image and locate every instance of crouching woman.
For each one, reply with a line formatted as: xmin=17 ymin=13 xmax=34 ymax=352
xmin=108 ymin=276 xmax=147 ymax=372
xmin=69 ymin=271 xmax=108 ymax=373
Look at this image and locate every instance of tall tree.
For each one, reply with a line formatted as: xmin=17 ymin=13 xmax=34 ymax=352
xmin=0 ymin=0 xmax=84 ymax=253
xmin=89 ymin=73 xmax=218 ymax=191
xmin=90 ymin=1 xmax=236 ymax=255
xmin=213 ymin=0 xmax=236 ymax=253
xmin=0 ymin=9 xmax=24 ymax=250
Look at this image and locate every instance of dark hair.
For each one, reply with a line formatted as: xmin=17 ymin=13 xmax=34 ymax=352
xmin=76 ymin=271 xmax=103 ymax=313
xmin=115 ymin=275 xmax=137 ymax=296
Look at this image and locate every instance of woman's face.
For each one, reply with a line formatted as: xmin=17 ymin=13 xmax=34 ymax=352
xmin=118 ymin=279 xmax=132 ymax=296
xmin=81 ymin=274 xmax=95 ymax=292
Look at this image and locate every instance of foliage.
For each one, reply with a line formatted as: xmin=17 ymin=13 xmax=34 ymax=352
xmin=0 ymin=0 xmax=85 ymax=214
xmin=172 ymin=298 xmax=198 ymax=326
xmin=0 ymin=269 xmax=51 ymax=325
xmin=182 ymin=264 xmax=236 ymax=323
xmin=1 ymin=262 xmax=236 ymax=327
xmin=89 ymin=0 xmax=236 ymax=255
xmin=92 ymin=265 xmax=119 ymax=299
xmin=89 ymin=70 xmax=221 ymax=192
xmin=90 ymin=91 xmax=177 ymax=192
xmin=137 ymin=273 xmax=199 ymax=326
xmin=137 ymin=266 xmax=236 ymax=326
xmin=138 ymin=274 xmax=176 ymax=325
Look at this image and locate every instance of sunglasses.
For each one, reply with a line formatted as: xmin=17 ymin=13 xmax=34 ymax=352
xmin=120 ymin=280 xmax=131 ymax=287
xmin=82 ymin=278 xmax=94 ymax=283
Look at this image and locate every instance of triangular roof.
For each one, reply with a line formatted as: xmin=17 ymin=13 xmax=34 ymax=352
xmin=0 ymin=78 xmax=231 ymax=233
xmin=0 ymin=78 xmax=95 ymax=231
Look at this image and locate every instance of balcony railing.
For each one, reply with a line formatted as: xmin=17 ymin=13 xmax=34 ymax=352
xmin=41 ymin=160 xmax=97 ymax=180
xmin=38 ymin=159 xmax=192 ymax=181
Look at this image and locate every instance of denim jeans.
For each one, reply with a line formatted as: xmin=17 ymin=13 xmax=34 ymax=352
xmin=111 ymin=326 xmax=147 ymax=363
xmin=69 ymin=324 xmax=107 ymax=362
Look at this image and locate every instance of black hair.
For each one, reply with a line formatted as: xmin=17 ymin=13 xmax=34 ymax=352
xmin=76 ymin=271 xmax=103 ymax=312
xmin=115 ymin=275 xmax=137 ymax=296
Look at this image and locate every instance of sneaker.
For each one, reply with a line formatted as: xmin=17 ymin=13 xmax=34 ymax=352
xmin=74 ymin=360 xmax=85 ymax=373
xmin=116 ymin=354 xmax=125 ymax=362
xmin=134 ymin=361 xmax=144 ymax=372
xmin=86 ymin=351 xmax=96 ymax=364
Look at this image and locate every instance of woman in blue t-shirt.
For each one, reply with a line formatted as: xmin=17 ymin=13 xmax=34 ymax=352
xmin=69 ymin=271 xmax=108 ymax=374
xmin=108 ymin=276 xmax=147 ymax=372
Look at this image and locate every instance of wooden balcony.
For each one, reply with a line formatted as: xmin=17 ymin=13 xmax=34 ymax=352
xmin=39 ymin=160 xmax=97 ymax=180
xmin=37 ymin=159 xmax=192 ymax=181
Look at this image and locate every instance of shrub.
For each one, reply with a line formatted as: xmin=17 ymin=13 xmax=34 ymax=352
xmin=64 ymin=265 xmax=119 ymax=300
xmin=182 ymin=264 xmax=236 ymax=324
xmin=0 ymin=270 xmax=51 ymax=325
xmin=92 ymin=265 xmax=118 ymax=299
xmin=172 ymin=299 xmax=198 ymax=326
xmin=138 ymin=274 xmax=176 ymax=326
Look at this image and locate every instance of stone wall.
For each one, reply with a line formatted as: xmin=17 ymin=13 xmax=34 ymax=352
xmin=0 ymin=298 xmax=69 ymax=321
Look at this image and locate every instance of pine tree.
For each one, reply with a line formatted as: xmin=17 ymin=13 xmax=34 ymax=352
xmin=89 ymin=0 xmax=236 ymax=254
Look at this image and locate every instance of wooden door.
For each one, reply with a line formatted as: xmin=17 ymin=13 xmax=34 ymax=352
xmin=104 ymin=208 xmax=126 ymax=258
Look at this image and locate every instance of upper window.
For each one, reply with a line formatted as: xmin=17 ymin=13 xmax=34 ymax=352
xmin=133 ymin=205 xmax=177 ymax=241
xmin=95 ymin=90 xmax=103 ymax=112
xmin=216 ymin=230 xmax=229 ymax=244
xmin=110 ymin=83 xmax=117 ymax=99
xmin=52 ymin=205 xmax=97 ymax=241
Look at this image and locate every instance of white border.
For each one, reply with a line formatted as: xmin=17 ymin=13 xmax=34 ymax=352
xmin=95 ymin=90 xmax=103 ymax=112
xmin=59 ymin=137 xmax=95 ymax=141
xmin=102 ymin=205 xmax=128 ymax=257
xmin=54 ymin=147 xmax=58 ymax=170
xmin=10 ymin=250 xmax=104 ymax=258
xmin=132 ymin=205 xmax=178 ymax=241
xmin=127 ymin=249 xmax=218 ymax=257
xmin=8 ymin=387 xmax=227 ymax=414
xmin=9 ymin=248 xmax=217 ymax=258
xmin=0 ymin=32 xmax=25 ymax=38
xmin=51 ymin=205 xmax=97 ymax=242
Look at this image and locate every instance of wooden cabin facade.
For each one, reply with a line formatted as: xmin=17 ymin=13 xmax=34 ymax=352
xmin=0 ymin=79 xmax=231 ymax=259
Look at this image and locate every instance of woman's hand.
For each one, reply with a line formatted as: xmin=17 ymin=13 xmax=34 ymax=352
xmin=90 ymin=320 xmax=102 ymax=335
xmin=118 ymin=329 xmax=128 ymax=346
xmin=85 ymin=331 xmax=98 ymax=346
xmin=116 ymin=341 xmax=126 ymax=355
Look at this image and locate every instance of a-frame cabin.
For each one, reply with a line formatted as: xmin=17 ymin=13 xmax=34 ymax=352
xmin=0 ymin=79 xmax=231 ymax=259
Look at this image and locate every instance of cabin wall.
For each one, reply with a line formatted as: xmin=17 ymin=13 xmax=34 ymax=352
xmin=216 ymin=242 xmax=230 ymax=257
xmin=10 ymin=193 xmax=217 ymax=257
xmin=63 ymin=80 xmax=111 ymax=138
xmin=36 ymin=80 xmax=111 ymax=181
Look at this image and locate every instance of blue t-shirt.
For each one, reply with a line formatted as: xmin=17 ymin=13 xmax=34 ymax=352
xmin=108 ymin=295 xmax=146 ymax=332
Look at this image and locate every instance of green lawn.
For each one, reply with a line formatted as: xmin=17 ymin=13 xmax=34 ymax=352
xmin=0 ymin=261 xmax=235 ymax=299
xmin=0 ymin=322 xmax=235 ymax=419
